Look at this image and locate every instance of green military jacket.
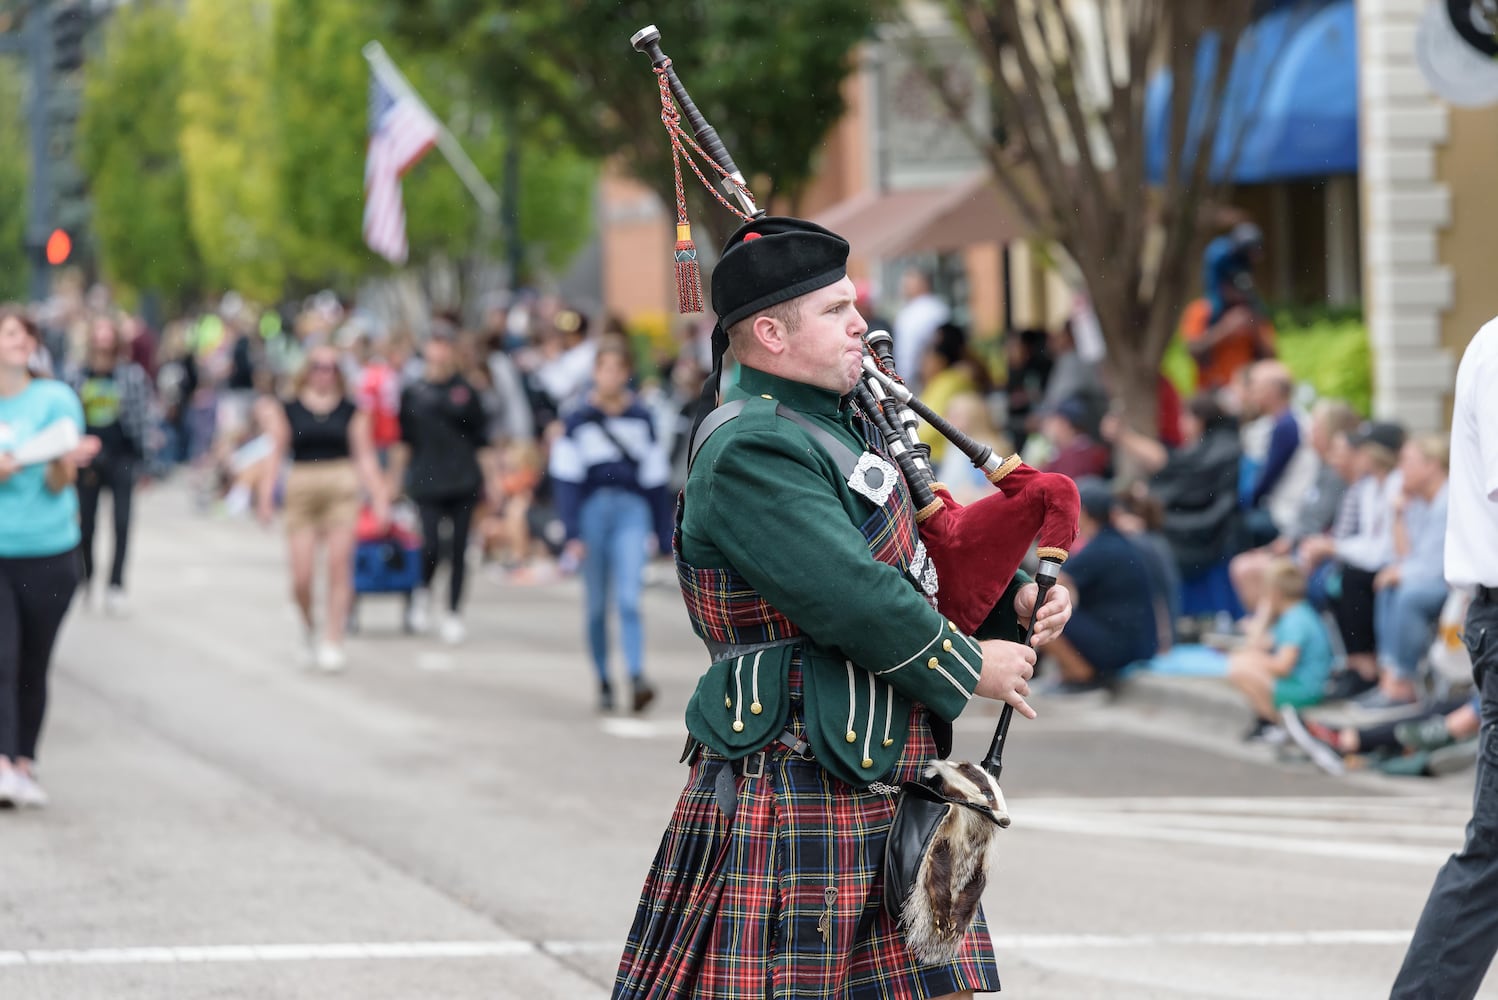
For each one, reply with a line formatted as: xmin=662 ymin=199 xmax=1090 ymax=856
xmin=677 ymin=365 xmax=1022 ymax=787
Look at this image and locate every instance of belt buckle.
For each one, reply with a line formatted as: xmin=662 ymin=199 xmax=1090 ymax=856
xmin=741 ymin=750 xmax=767 ymax=779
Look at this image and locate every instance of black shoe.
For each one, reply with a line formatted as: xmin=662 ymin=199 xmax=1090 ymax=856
xmin=631 ymin=677 xmax=657 ymax=714
xmin=597 ymin=684 xmax=616 ymax=713
xmin=1324 ymin=670 xmax=1378 ymax=702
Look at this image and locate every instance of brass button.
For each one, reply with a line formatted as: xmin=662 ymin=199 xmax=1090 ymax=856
xmin=750 ymin=702 xmax=763 ymax=715
xmin=882 ymin=738 xmax=894 ymax=747
xmin=725 ymin=696 xmax=732 ymax=708
xmin=943 ymin=639 xmax=953 ymax=652
xmin=948 ymin=621 xmax=958 ymax=633
xmin=761 ymin=393 xmax=773 ymax=399
xmin=845 ymin=730 xmax=858 ymax=743
xmin=861 ymin=757 xmax=874 ymax=769
xmin=927 ymin=657 xmax=939 ymax=670
xmin=732 ymin=721 xmax=745 ymax=733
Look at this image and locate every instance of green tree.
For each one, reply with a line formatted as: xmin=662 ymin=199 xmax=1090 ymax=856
xmin=0 ymin=57 xmax=30 ymax=300
xmin=78 ymin=1 xmax=203 ymax=310
xmin=399 ymin=54 xmax=597 ymax=275
xmin=271 ymin=0 xmax=385 ymax=288
xmin=177 ymin=0 xmax=285 ymax=300
xmin=390 ymin=0 xmax=888 ymax=248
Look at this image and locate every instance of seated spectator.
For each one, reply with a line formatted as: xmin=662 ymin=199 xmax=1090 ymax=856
xmin=1240 ymin=361 xmax=1318 ymax=547
xmin=1042 ymin=478 xmax=1158 ymax=691
xmin=1004 ymin=328 xmax=1051 ymax=446
xmin=1283 ymin=693 xmax=1478 ymax=777
xmin=1104 ymin=394 xmax=1243 ymax=579
xmin=934 ymin=392 xmax=1012 ymax=504
xmin=1230 ymin=398 xmax=1360 ymax=609
xmin=1227 ymin=558 xmax=1335 ymax=743
xmin=1362 ymin=434 xmax=1451 ymax=709
xmin=1297 ymin=421 xmax=1406 ymax=700
xmin=917 ymin=323 xmax=984 ymax=464
xmin=1040 ymin=397 xmax=1110 ymax=481
xmin=1037 ymin=320 xmax=1102 ymax=418
xmin=1112 ymin=484 xmax=1180 ymax=653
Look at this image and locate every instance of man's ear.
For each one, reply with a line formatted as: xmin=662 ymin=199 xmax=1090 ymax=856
xmin=752 ymin=314 xmax=788 ymax=356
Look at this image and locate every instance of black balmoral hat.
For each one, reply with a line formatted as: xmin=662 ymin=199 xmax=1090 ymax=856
xmin=711 ymin=216 xmax=850 ymax=331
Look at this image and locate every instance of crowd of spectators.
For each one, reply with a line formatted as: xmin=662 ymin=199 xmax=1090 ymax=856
xmin=6 ymin=229 xmax=1474 ymax=758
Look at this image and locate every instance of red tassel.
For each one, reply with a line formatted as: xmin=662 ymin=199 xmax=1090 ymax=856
xmin=674 ymin=223 xmax=705 ymax=314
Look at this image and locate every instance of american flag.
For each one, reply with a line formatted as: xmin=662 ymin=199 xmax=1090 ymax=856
xmin=364 ymin=71 xmax=439 ymax=264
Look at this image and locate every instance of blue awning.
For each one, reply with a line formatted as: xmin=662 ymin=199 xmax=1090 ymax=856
xmin=1145 ymin=0 xmax=1358 ymax=185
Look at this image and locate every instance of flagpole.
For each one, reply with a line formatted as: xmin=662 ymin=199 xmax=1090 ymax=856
xmin=362 ymin=41 xmax=501 ymax=218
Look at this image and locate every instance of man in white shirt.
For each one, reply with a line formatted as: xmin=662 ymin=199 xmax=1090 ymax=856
xmin=1392 ymin=317 xmax=1498 ymax=1000
xmin=891 ymin=269 xmax=949 ymax=391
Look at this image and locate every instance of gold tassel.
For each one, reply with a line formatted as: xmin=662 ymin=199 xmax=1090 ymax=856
xmin=674 ymin=222 xmax=705 ymax=314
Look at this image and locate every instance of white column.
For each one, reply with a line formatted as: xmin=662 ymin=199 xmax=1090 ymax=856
xmin=1358 ymin=0 xmax=1454 ymax=431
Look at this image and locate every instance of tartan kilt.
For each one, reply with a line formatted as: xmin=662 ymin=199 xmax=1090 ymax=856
xmin=613 ymin=671 xmax=1000 ymax=999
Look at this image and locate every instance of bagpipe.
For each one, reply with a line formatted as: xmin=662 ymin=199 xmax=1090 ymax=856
xmin=631 ymin=24 xmax=1080 ymax=963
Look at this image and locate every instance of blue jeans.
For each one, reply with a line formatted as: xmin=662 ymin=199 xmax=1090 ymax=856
xmin=1375 ymin=579 xmax=1449 ymax=680
xmin=579 ymin=488 xmax=651 ymax=686
xmin=1393 ymin=597 xmax=1498 ymax=999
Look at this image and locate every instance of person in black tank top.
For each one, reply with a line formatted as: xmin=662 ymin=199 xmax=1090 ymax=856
xmin=283 ymin=397 xmax=356 ymax=463
xmin=255 ymin=346 xmax=389 ymax=673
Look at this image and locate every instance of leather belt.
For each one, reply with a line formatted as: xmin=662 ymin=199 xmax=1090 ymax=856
xmin=684 ymin=730 xmax=816 ymax=819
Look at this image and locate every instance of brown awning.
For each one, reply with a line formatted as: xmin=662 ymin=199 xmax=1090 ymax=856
xmin=813 ymin=172 xmax=1031 ymax=259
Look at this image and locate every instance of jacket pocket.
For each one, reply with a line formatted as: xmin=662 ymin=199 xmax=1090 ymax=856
xmin=684 ymin=644 xmax=795 ymax=758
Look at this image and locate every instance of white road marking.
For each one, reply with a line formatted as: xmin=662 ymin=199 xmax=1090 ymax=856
xmin=1012 ymin=795 xmax=1467 ymax=866
xmin=0 ymin=941 xmax=538 ymax=967
xmin=989 ymin=929 xmax=1413 ymax=950
xmin=0 ymin=930 xmax=1415 ymax=969
xmin=414 ymin=652 xmax=456 ymax=672
xmin=600 ymin=717 xmax=675 ymax=738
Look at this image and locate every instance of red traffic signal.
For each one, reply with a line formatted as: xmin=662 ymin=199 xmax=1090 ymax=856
xmin=45 ymin=229 xmax=72 ymax=266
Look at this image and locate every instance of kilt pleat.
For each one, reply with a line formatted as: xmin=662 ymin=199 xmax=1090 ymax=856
xmin=614 ymin=679 xmax=1000 ymax=999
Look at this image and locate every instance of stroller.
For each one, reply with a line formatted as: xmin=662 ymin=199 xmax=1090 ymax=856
xmin=349 ymin=504 xmax=423 ymax=634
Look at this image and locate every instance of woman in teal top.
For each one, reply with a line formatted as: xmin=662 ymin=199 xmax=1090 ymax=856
xmin=0 ymin=307 xmax=93 ymax=809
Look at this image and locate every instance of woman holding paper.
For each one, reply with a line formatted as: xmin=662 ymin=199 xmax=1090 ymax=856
xmin=0 ymin=307 xmax=95 ymax=809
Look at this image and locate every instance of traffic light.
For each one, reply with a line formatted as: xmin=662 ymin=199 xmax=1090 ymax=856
xmin=51 ymin=4 xmax=87 ymax=75
xmin=45 ymin=229 xmax=72 ymax=267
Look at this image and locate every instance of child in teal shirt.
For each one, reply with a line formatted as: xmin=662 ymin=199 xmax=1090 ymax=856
xmin=1228 ymin=558 xmax=1335 ymax=741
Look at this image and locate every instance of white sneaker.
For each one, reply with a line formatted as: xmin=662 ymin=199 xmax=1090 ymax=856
xmin=315 ymin=643 xmax=347 ymax=673
xmin=438 ymin=615 xmax=466 ymax=646
xmin=104 ymin=587 xmax=129 ymax=618
xmin=12 ymin=772 xmax=48 ymax=808
xmin=406 ymin=589 xmax=432 ymax=634
xmin=0 ymin=769 xmax=19 ymax=807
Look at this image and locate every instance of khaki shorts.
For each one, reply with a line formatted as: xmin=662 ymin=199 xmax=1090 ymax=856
xmin=284 ymin=460 xmax=360 ymax=534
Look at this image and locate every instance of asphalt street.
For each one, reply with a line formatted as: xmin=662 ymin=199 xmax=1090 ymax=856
xmin=4 ymin=484 xmax=1495 ymax=999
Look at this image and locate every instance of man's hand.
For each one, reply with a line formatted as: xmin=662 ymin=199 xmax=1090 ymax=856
xmin=1374 ymin=565 xmax=1402 ymax=591
xmin=0 ymin=452 xmax=18 ymax=484
xmin=975 ymin=640 xmax=1037 ymax=719
xmin=1013 ymin=581 xmax=1073 ymax=647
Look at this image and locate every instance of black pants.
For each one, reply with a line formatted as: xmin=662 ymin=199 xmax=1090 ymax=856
xmin=77 ymin=451 xmax=136 ymax=589
xmin=418 ymin=496 xmax=475 ymax=613
xmin=1392 ymin=597 xmax=1498 ymax=999
xmin=0 ymin=551 xmax=79 ymax=763
xmin=1331 ymin=564 xmax=1378 ymax=656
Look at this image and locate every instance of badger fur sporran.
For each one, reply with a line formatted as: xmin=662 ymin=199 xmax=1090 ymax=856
xmin=884 ymin=760 xmax=1010 ymax=964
